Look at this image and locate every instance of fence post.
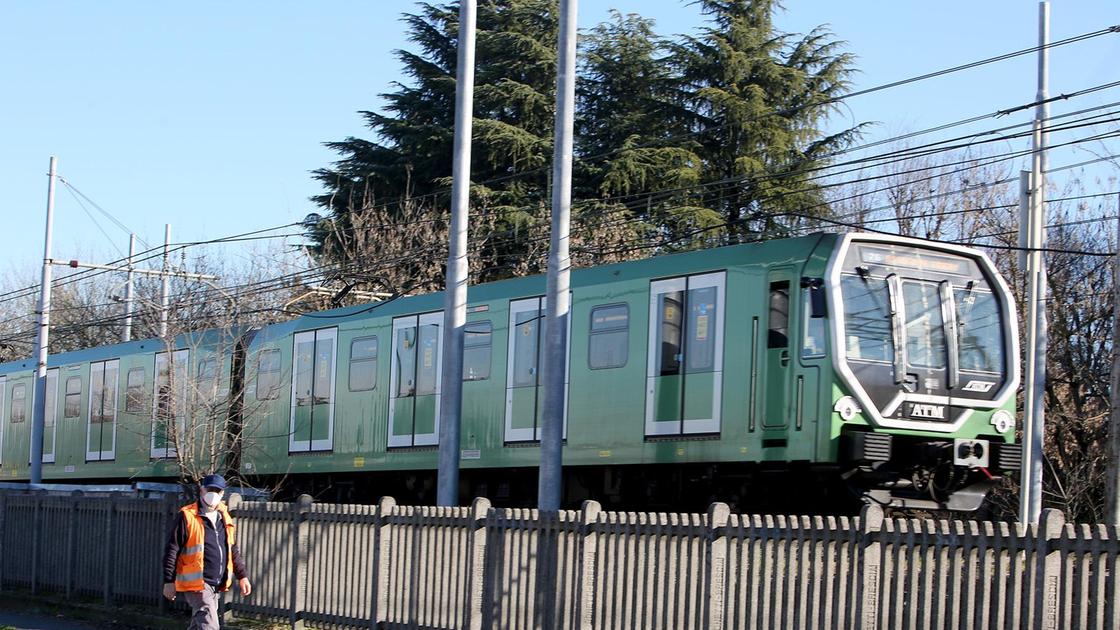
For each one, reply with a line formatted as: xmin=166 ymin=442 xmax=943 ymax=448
xmin=158 ymin=493 xmax=178 ymax=615
xmin=706 ymin=502 xmax=730 ymax=630
xmin=373 ymin=496 xmax=396 ymax=627
xmin=859 ymin=503 xmax=884 ymax=630
xmin=1035 ymin=508 xmax=1065 ymax=630
xmin=31 ymin=495 xmax=41 ymax=595
xmin=0 ymin=491 xmax=6 ymax=591
xmin=577 ymin=499 xmax=602 ymax=630
xmin=65 ymin=491 xmax=81 ymax=600
xmin=289 ymin=494 xmax=312 ymax=630
xmin=466 ymin=497 xmax=491 ymax=630
xmin=220 ymin=493 xmax=243 ymax=625
xmin=103 ymin=494 xmax=115 ymax=606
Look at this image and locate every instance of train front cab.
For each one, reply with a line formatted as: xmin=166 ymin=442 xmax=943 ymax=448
xmin=825 ymin=234 xmax=1021 ymax=511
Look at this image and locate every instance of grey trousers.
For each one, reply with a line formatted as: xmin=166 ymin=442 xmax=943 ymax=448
xmin=183 ymin=583 xmax=220 ymax=630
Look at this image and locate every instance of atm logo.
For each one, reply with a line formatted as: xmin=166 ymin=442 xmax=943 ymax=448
xmin=962 ymin=380 xmax=994 ymax=393
xmin=909 ymin=403 xmax=945 ymax=419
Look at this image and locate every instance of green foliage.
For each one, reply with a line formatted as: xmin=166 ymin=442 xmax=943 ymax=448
xmin=310 ymin=0 xmax=860 ymax=282
xmin=667 ymin=0 xmax=861 ymax=242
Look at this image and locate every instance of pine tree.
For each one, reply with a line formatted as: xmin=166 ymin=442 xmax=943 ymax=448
xmin=309 ymin=0 xmax=861 ymax=280
xmin=310 ymin=0 xmax=560 ymax=284
xmin=669 ymin=0 xmax=861 ymax=242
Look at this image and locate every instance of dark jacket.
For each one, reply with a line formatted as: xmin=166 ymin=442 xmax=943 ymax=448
xmin=163 ymin=501 xmax=248 ymax=586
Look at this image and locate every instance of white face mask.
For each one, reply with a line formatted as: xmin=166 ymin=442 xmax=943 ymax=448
xmin=202 ymin=491 xmax=222 ymax=508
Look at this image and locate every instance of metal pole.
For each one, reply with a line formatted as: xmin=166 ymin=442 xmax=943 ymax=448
xmin=160 ymin=224 xmax=170 ymax=339
xmin=1018 ymin=170 xmax=1035 ymax=523
xmin=1109 ymin=196 xmax=1120 ymax=525
xmin=1021 ymin=0 xmax=1049 ymax=525
xmin=538 ymin=0 xmax=578 ymax=512
xmin=123 ymin=233 xmax=136 ymax=343
xmin=436 ymin=0 xmax=477 ymax=507
xmin=30 ymin=156 xmax=57 ymax=484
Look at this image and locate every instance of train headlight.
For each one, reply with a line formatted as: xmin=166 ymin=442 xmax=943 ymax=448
xmin=834 ymin=396 xmax=861 ymax=422
xmin=990 ymin=410 xmax=1014 ymax=434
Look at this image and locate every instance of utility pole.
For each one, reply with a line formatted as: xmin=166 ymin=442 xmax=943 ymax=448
xmin=1020 ymin=0 xmax=1049 ymax=525
xmin=123 ymin=233 xmax=136 ymax=342
xmin=1017 ymin=169 xmax=1035 ymax=519
xmin=1109 ymin=196 xmax=1120 ymax=525
xmin=30 ymin=156 xmax=57 ymax=484
xmin=436 ymin=0 xmax=477 ymax=507
xmin=538 ymin=0 xmax=577 ymax=512
xmin=160 ymin=224 xmax=171 ymax=338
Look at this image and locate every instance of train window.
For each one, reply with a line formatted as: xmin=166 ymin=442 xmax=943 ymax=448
xmin=902 ymin=282 xmax=946 ymax=369
xmin=463 ymin=321 xmax=492 ymax=381
xmin=956 ymin=288 xmax=1003 ymax=373
xmin=767 ymin=281 xmax=790 ymax=349
xmin=687 ymin=286 xmax=718 ymax=372
xmin=395 ymin=328 xmax=417 ymax=397
xmin=89 ymin=359 xmax=119 ymax=461
xmin=801 ymin=287 xmax=827 ymax=358
xmin=152 ymin=350 xmax=188 ymax=459
xmin=512 ymin=307 xmax=543 ymax=386
xmin=64 ymin=376 xmax=82 ymax=418
xmin=197 ymin=358 xmax=218 ymax=402
xmin=655 ymin=291 xmax=683 ymax=376
xmin=349 ymin=336 xmax=378 ymax=391
xmin=41 ymin=370 xmax=58 ymax=463
xmin=255 ymin=349 xmax=281 ymax=400
xmin=589 ymin=304 xmax=629 ymax=370
xmin=126 ymin=368 xmax=146 ymax=412
xmin=10 ymin=384 xmax=26 ymax=423
xmin=840 ymin=275 xmax=893 ymax=362
xmin=416 ymin=322 xmax=440 ymax=396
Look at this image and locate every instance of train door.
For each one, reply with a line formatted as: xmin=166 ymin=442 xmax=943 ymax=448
xmin=290 ymin=327 xmax=337 ymax=452
xmin=762 ymin=271 xmax=793 ymax=429
xmin=389 ymin=313 xmax=442 ymax=448
xmin=645 ymin=272 xmax=725 ymax=436
xmin=152 ymin=350 xmax=187 ymax=459
xmin=504 ymin=296 xmax=569 ymax=442
xmin=39 ymin=368 xmax=58 ymax=463
xmin=88 ymin=359 xmax=119 ymax=461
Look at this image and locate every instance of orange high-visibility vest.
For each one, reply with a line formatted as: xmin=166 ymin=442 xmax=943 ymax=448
xmin=174 ymin=501 xmax=236 ymax=593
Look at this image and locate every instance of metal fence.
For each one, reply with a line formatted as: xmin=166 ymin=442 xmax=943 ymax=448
xmin=0 ymin=490 xmax=1116 ymax=629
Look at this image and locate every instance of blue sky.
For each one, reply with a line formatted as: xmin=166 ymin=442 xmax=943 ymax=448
xmin=1 ymin=1 xmax=1117 ymax=271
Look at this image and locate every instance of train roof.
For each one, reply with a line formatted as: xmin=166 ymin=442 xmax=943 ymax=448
xmin=249 ymin=233 xmax=838 ymax=342
xmin=0 ymin=326 xmax=247 ymax=376
xmin=0 ymin=233 xmax=841 ymax=369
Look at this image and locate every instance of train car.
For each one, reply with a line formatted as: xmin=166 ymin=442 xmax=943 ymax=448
xmin=0 ymin=232 xmax=1021 ymax=512
xmin=0 ymin=330 xmax=238 ymax=482
xmin=233 ymin=232 xmax=1020 ymax=510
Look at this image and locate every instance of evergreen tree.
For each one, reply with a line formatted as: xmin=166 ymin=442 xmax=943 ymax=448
xmin=310 ymin=0 xmax=560 ymax=284
xmin=669 ymin=0 xmax=861 ymax=242
xmin=309 ymin=0 xmax=861 ymax=279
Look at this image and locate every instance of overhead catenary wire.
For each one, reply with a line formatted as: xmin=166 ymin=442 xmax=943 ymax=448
xmin=7 ymin=79 xmax=1114 ymax=311
xmin=5 ymin=83 xmax=1120 ymax=348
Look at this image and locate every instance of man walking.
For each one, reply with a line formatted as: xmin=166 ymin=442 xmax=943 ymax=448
xmin=162 ymin=474 xmax=251 ymax=629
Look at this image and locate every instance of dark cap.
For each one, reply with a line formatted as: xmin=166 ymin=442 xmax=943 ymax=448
xmin=199 ymin=474 xmax=227 ymax=490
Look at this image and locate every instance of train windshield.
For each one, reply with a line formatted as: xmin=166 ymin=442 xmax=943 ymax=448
xmin=842 ymin=276 xmax=1004 ymax=375
xmin=836 ymin=241 xmax=1010 ymax=422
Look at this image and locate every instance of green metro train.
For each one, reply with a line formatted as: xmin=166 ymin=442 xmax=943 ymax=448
xmin=0 ymin=232 xmax=1021 ymax=511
